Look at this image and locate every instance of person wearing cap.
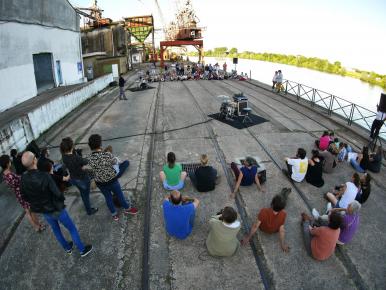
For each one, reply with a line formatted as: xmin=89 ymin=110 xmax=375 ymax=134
xmin=189 ymin=154 xmax=217 ymax=192
xmin=230 ymin=156 xmax=265 ymax=198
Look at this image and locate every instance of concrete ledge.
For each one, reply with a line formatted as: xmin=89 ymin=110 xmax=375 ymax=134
xmin=0 ymin=74 xmax=113 ymax=154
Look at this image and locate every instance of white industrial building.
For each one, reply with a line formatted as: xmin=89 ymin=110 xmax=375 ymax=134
xmin=0 ymin=0 xmax=84 ymax=112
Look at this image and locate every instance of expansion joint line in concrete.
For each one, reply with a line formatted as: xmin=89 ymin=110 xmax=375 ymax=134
xmin=141 ymin=82 xmax=163 ymax=290
xmin=182 ymin=81 xmax=274 ymax=290
xmin=221 ymin=80 xmax=368 ymax=290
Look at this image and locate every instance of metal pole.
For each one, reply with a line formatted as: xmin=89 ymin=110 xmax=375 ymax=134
xmin=348 ymin=104 xmax=355 ymax=125
xmin=249 ymin=70 xmax=251 ymax=80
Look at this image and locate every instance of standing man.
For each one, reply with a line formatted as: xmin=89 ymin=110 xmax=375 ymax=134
xmin=276 ymin=70 xmax=283 ymax=92
xmin=20 ymin=151 xmax=93 ymax=257
xmin=370 ymin=104 xmax=386 ymax=140
xmin=223 ymin=62 xmax=227 ymax=73
xmin=272 ymin=71 xmax=278 ymax=90
xmin=119 ymin=74 xmax=128 ymax=100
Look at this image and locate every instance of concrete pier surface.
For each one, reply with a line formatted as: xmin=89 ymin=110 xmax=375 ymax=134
xmin=0 ymin=77 xmax=385 ymax=290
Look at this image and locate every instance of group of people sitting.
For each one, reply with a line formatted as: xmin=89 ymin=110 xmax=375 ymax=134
xmin=160 ymin=153 xmax=293 ymax=257
xmin=141 ymin=61 xmax=247 ymax=83
xmin=279 ymin=130 xmax=382 ymax=260
xmin=0 ymin=134 xmax=138 ymax=257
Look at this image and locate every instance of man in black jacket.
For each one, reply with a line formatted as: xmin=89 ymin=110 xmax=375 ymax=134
xmin=118 ymin=74 xmax=128 ymax=100
xmin=20 ymin=151 xmax=92 ymax=257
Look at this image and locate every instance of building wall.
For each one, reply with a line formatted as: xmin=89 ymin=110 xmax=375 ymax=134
xmin=0 ymin=0 xmax=80 ymax=31
xmin=84 ymin=56 xmax=127 ymax=79
xmin=0 ymin=22 xmax=84 ymax=112
xmin=81 ymin=26 xmax=127 ymax=57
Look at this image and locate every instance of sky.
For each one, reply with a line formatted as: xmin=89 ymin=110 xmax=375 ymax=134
xmin=70 ymin=0 xmax=386 ymax=74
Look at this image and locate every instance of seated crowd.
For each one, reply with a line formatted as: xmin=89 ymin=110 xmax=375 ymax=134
xmin=0 ymin=128 xmax=381 ymax=262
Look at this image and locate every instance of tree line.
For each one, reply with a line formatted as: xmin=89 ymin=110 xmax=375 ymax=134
xmin=188 ymin=47 xmax=386 ymax=89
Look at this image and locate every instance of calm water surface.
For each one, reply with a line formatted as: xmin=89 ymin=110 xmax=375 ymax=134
xmin=191 ymin=56 xmax=385 ymax=112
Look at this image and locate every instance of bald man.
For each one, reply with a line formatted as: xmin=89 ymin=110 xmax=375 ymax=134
xmin=20 ymin=151 xmax=93 ymax=257
xmin=162 ymin=190 xmax=199 ymax=239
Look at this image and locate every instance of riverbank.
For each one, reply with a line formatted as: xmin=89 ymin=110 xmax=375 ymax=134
xmin=189 ymin=51 xmax=386 ymax=90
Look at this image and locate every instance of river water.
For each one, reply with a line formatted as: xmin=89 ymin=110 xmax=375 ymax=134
xmin=190 ymin=56 xmax=385 ymax=112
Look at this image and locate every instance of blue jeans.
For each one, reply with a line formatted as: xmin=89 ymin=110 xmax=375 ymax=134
xmin=350 ymin=158 xmax=366 ymax=173
xmin=116 ymin=160 xmax=130 ymax=179
xmin=71 ymin=177 xmax=92 ymax=214
xmin=44 ymin=209 xmax=85 ymax=253
xmin=97 ymin=180 xmax=130 ymax=215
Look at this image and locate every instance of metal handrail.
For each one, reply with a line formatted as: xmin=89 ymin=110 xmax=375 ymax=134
xmin=283 ymin=79 xmax=385 ymax=140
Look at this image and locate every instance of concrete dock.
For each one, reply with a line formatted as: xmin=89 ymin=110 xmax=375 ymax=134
xmin=0 ymin=75 xmax=385 ymax=290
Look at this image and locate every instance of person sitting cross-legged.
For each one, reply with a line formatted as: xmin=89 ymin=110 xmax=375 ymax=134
xmin=160 ymin=152 xmax=187 ymax=191
xmin=20 ymin=151 xmax=93 ymax=257
xmin=162 ymin=190 xmax=199 ymax=240
xmin=206 ymin=206 xmax=241 ymax=257
xmin=325 ymin=173 xmax=360 ymax=209
xmin=301 ymin=211 xmax=342 ymax=261
xmin=230 ymin=156 xmax=264 ymax=198
xmin=189 ymin=154 xmax=218 ymax=192
xmin=283 ymin=148 xmax=308 ymax=182
xmin=241 ymin=188 xmax=291 ymax=252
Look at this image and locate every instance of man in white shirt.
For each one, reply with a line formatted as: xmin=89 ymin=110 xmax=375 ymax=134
xmin=370 ymin=103 xmax=386 ymax=139
xmin=275 ymin=70 xmax=283 ymax=92
xmin=272 ymin=71 xmax=278 ymax=90
xmin=283 ymin=148 xmax=308 ymax=182
xmin=325 ymin=173 xmax=360 ymax=209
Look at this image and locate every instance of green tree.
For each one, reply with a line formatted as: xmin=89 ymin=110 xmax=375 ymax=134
xmin=229 ymin=47 xmax=238 ymax=54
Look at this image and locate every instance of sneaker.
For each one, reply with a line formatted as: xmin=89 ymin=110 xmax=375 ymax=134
xmin=124 ymin=207 xmax=138 ymax=216
xmin=326 ymin=202 xmax=332 ymax=213
xmin=87 ymin=207 xmax=98 ymax=216
xmin=66 ymin=241 xmax=74 ymax=255
xmin=80 ymin=245 xmax=93 ymax=257
xmin=312 ymin=208 xmax=320 ymax=219
xmin=113 ymin=215 xmax=119 ymax=221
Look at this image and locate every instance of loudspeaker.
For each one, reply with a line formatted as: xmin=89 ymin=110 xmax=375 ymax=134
xmin=379 ymin=93 xmax=386 ymax=112
xmin=233 ymin=57 xmax=238 ymax=64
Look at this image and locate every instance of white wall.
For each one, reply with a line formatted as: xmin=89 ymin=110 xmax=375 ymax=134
xmin=0 ymin=74 xmax=113 ymax=155
xmin=0 ymin=22 xmax=84 ymax=112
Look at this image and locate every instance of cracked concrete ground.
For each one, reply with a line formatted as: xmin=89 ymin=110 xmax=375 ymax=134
xmin=0 ymin=75 xmax=385 ymax=290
